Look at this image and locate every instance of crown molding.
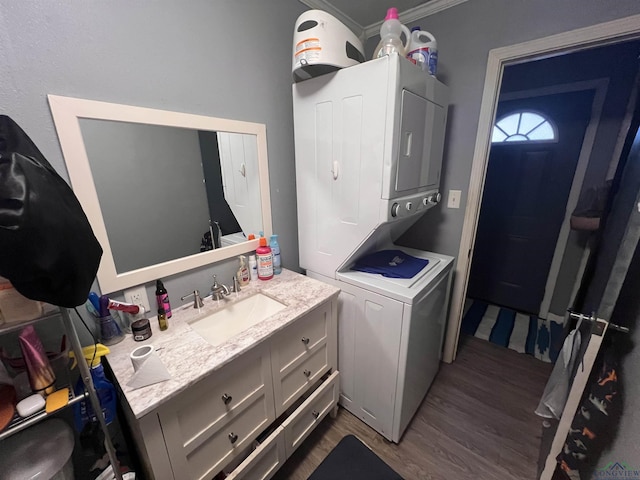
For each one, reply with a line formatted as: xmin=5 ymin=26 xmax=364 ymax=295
xmin=298 ymin=0 xmax=365 ymax=40
xmin=363 ymin=0 xmax=469 ymax=38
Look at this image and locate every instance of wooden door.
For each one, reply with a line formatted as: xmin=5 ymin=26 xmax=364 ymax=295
xmin=467 ymin=90 xmax=594 ymax=314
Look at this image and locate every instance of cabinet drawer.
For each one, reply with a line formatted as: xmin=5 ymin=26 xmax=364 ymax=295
xmin=272 ymin=302 xmax=329 ymax=372
xmin=158 ymin=346 xmax=276 ymax=480
xmin=227 ymin=427 xmax=286 ymax=480
xmin=166 ymin=347 xmax=271 ymax=449
xmin=277 ymin=344 xmax=329 ymax=413
xmin=282 ymin=371 xmax=340 ymax=457
xmin=169 ymin=395 xmax=273 ymax=480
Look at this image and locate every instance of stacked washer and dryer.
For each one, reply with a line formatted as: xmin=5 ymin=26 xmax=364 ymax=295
xmin=293 ymin=51 xmax=453 ymax=443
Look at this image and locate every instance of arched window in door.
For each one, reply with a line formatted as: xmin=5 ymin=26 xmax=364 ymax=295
xmin=492 ymin=111 xmax=557 ymax=143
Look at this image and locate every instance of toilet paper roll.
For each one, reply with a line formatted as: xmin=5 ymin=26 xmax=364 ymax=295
xmin=127 ymin=345 xmax=171 ymax=390
xmin=130 ymin=345 xmax=155 ymax=372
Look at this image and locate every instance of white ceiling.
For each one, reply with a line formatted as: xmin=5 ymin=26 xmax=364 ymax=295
xmin=299 ymin=0 xmax=467 ymax=38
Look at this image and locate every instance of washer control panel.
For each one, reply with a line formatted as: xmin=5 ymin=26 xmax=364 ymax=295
xmin=389 ymin=190 xmax=440 ymax=220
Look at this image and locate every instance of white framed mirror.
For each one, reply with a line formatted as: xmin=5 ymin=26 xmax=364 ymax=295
xmin=48 ymin=95 xmax=272 ymax=294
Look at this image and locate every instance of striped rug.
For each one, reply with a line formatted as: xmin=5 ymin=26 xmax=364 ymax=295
xmin=461 ymin=299 xmax=564 ymax=363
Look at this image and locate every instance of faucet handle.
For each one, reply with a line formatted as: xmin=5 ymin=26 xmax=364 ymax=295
xmin=181 ymin=290 xmax=204 ymax=308
xmin=231 ymin=276 xmax=241 ymax=293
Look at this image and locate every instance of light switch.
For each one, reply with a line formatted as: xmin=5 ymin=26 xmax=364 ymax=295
xmin=447 ymin=190 xmax=462 ymax=209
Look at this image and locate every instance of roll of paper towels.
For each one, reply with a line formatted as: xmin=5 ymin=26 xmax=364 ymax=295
xmin=130 ymin=345 xmax=155 ymax=371
xmin=127 ymin=344 xmax=171 ymax=390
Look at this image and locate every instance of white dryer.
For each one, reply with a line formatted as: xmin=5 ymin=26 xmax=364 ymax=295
xmin=293 ymin=53 xmax=453 ymax=442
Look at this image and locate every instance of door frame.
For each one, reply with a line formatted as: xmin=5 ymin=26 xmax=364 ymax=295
xmin=443 ymin=13 xmax=640 ymax=363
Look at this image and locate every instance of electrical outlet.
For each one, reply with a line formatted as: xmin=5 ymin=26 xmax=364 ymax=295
xmin=124 ymin=286 xmax=151 ymax=313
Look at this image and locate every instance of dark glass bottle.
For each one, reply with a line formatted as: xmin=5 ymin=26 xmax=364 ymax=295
xmin=155 ymin=279 xmax=172 ymax=318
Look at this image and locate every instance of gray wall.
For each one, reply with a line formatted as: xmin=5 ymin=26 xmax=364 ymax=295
xmin=0 ymin=0 xmax=305 ymax=343
xmin=367 ymin=0 xmax=640 ymax=260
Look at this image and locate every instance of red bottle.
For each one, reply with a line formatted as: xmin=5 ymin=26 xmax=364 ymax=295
xmin=256 ymin=237 xmax=274 ymax=280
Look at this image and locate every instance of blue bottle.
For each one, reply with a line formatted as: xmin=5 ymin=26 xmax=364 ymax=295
xmin=70 ymin=344 xmax=117 ymax=431
xmin=270 ymin=234 xmax=282 ymax=274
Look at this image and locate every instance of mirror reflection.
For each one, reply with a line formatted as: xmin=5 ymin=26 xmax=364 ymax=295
xmin=79 ymin=119 xmax=263 ymax=274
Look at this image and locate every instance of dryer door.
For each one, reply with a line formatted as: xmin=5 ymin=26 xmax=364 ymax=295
xmin=395 ymin=89 xmax=446 ymax=194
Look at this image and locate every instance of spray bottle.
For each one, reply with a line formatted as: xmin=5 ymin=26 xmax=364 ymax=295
xmin=69 ymin=344 xmax=117 ymax=432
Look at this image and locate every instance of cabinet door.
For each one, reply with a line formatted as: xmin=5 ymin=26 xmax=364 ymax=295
xmin=395 ymin=89 xmax=446 ymax=193
xmin=271 ymin=302 xmax=331 ymax=416
xmin=158 ymin=345 xmax=275 ymax=480
xmin=337 ymin=284 xmax=404 ymax=440
xmin=217 ymin=132 xmax=263 ymax=235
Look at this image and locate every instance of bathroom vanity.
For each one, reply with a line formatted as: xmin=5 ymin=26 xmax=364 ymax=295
xmin=105 ymin=270 xmax=339 ymax=480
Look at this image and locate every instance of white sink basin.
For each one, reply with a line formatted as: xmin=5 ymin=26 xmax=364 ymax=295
xmin=188 ymin=293 xmax=286 ymax=346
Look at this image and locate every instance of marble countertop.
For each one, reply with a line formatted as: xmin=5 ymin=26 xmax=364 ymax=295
xmin=105 ymin=269 xmax=339 ymax=419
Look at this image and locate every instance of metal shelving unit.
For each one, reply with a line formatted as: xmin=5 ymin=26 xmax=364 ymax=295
xmin=0 ymin=388 xmax=87 ymax=441
xmin=0 ymin=307 xmax=123 ymax=480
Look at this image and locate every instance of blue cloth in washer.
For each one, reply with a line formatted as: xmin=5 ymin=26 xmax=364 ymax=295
xmin=351 ymin=249 xmax=428 ymax=279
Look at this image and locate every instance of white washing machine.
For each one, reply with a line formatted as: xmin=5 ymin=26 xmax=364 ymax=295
xmin=308 ymin=247 xmax=452 ymax=442
xmin=293 ymin=53 xmax=452 ymax=442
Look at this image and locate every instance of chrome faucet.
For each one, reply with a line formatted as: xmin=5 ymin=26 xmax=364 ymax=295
xmin=181 ymin=290 xmax=204 ymax=309
xmin=211 ymin=275 xmax=231 ymax=300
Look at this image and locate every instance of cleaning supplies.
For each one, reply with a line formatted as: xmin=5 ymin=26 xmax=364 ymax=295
xmin=270 ymin=235 xmax=282 ymax=274
xmin=256 ymin=237 xmax=274 ymax=280
xmin=236 ymin=255 xmax=250 ymax=286
xmin=373 ymin=7 xmax=410 ymax=59
xmin=69 ymin=344 xmax=117 ymax=431
xmin=155 ymin=279 xmax=172 ymax=318
xmin=406 ymin=28 xmax=438 ymax=75
xmin=249 ymin=255 xmax=258 ymax=282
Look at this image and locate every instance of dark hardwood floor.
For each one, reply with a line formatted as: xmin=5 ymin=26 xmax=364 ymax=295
xmin=274 ymin=336 xmax=553 ymax=480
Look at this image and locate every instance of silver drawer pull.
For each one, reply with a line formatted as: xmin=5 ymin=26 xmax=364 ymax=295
xmin=301 ymin=337 xmax=310 ymax=345
xmin=312 ymin=410 xmax=320 ymax=419
xmin=228 ymin=432 xmax=238 ymax=444
xmin=304 ymin=369 xmax=311 ymax=378
xmin=221 ymin=393 xmax=232 ymax=405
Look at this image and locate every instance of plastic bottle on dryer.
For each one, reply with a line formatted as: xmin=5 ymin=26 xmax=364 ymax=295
xmin=406 ymin=27 xmax=438 ymax=75
xmin=373 ymin=7 xmax=411 ymax=59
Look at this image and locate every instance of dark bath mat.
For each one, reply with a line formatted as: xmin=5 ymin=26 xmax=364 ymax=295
xmin=308 ymin=434 xmax=403 ymax=480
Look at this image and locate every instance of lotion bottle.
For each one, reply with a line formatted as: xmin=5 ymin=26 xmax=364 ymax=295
xmin=256 ymin=237 xmax=273 ymax=280
xmin=237 ymin=255 xmax=250 ymax=286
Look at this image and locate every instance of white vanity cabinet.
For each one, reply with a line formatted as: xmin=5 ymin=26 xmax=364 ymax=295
xmin=156 ymin=345 xmax=275 ymax=480
xmin=128 ymin=297 xmax=338 ymax=480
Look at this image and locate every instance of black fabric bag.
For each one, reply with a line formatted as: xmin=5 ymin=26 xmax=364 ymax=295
xmin=0 ymin=115 xmax=102 ymax=307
